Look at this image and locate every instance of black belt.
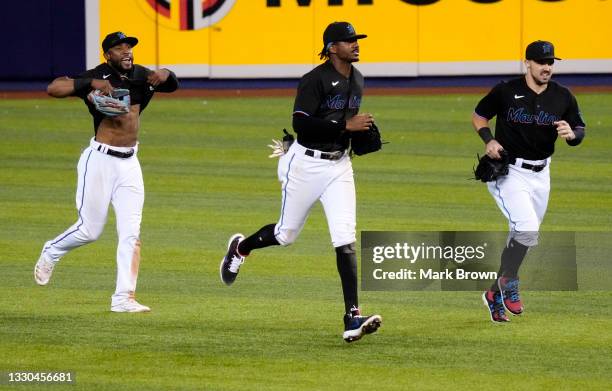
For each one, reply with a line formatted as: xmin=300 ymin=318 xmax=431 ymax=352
xmin=510 ymin=157 xmax=546 ymax=172
xmin=97 ymin=145 xmax=134 ymax=159
xmin=305 ymin=149 xmax=343 ymax=161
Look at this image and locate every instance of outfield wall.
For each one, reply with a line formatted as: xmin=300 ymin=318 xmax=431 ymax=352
xmin=2 ymin=1 xmax=611 ymax=80
xmin=89 ymin=0 xmax=612 ymax=78
xmin=1 ymin=0 xmax=85 ymax=80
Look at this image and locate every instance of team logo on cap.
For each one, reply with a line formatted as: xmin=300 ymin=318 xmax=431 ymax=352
xmin=542 ymin=43 xmax=552 ymax=54
xmin=143 ymin=0 xmax=236 ymax=30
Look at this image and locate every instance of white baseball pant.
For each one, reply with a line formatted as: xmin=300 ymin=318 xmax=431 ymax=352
xmin=487 ymin=157 xmax=551 ymax=246
xmin=41 ymin=138 xmax=144 ymax=306
xmin=274 ymin=142 xmax=356 ymax=248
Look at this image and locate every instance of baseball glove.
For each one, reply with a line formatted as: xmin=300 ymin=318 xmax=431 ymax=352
xmin=350 ymin=123 xmax=383 ymax=156
xmin=268 ymin=129 xmax=295 ymax=158
xmin=473 ymin=150 xmax=509 ymax=182
xmin=87 ymin=89 xmax=130 ymax=117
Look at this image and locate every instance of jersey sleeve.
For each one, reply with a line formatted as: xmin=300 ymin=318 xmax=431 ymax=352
xmin=474 ymin=82 xmax=503 ymax=120
xmin=131 ymin=65 xmax=179 ymax=93
xmin=71 ymin=69 xmax=97 ymax=99
xmin=156 ymin=69 xmax=179 ymax=93
xmin=563 ymin=93 xmax=586 ymax=129
xmin=293 ymin=73 xmax=322 ymax=116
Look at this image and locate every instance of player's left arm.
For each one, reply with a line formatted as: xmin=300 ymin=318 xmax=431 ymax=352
xmin=147 ymin=68 xmax=179 ymax=92
xmin=556 ymin=93 xmax=586 ymax=146
xmin=554 ymin=120 xmax=584 ymax=145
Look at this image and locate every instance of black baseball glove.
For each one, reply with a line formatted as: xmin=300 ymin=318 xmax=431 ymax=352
xmin=350 ymin=123 xmax=383 ymax=156
xmin=473 ymin=150 xmax=509 ymax=182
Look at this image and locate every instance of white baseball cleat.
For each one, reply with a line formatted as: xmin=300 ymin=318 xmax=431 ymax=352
xmin=343 ymin=308 xmax=382 ymax=343
xmin=111 ymin=299 xmax=151 ymax=313
xmin=34 ymin=254 xmax=56 ymax=286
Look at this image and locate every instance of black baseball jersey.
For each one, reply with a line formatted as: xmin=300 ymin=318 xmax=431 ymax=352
xmin=475 ymin=77 xmax=585 ymax=160
xmin=72 ymin=63 xmax=178 ymax=133
xmin=293 ymin=61 xmax=363 ymax=151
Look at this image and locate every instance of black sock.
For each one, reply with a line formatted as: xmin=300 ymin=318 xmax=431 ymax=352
xmin=336 ymin=243 xmax=358 ymax=314
xmin=237 ymin=224 xmax=279 ymax=255
xmin=500 ymin=239 xmax=529 ymax=279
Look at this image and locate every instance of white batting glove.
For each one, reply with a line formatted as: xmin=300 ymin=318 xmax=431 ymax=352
xmin=268 ymin=139 xmax=285 ymax=158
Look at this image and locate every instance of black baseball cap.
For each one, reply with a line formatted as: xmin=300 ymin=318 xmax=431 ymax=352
xmin=321 ymin=22 xmax=367 ymax=55
xmin=525 ymin=40 xmax=561 ymax=61
xmin=102 ymin=31 xmax=138 ymax=53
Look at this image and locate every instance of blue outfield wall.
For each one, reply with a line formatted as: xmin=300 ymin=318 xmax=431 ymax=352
xmin=1 ymin=0 xmax=85 ymax=80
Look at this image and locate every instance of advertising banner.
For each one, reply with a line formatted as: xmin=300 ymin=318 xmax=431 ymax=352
xmin=87 ymin=0 xmax=612 ymax=77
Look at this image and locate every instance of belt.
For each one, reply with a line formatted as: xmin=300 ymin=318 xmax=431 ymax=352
xmin=97 ymin=144 xmax=134 ymax=159
xmin=305 ymin=149 xmax=344 ymax=161
xmin=510 ymin=157 xmax=546 ymax=172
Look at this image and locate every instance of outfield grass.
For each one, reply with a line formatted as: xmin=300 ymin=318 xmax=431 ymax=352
xmin=1 ymin=93 xmax=611 ymax=390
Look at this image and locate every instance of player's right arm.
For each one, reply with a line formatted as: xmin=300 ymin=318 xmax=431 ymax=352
xmin=472 ymin=112 xmax=503 ymax=159
xmin=473 ymin=83 xmax=504 ymax=159
xmin=47 ymin=75 xmax=113 ymax=98
xmin=292 ymin=73 xmax=373 ymax=135
xmin=292 ymin=73 xmax=343 ymax=137
xmin=47 ymin=77 xmax=78 ymax=98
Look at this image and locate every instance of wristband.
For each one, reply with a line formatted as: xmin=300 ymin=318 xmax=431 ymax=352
xmin=477 ymin=127 xmax=494 ymax=144
xmin=567 ymin=127 xmax=585 ymax=146
xmin=73 ymin=78 xmax=92 ymax=94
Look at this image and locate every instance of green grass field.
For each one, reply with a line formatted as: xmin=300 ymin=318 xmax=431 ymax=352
xmin=1 ymin=93 xmax=611 ymax=390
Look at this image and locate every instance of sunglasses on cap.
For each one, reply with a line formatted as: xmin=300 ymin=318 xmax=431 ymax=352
xmin=534 ymin=58 xmax=554 ymax=66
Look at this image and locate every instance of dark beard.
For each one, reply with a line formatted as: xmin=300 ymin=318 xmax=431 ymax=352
xmin=109 ymin=58 xmax=132 ymax=73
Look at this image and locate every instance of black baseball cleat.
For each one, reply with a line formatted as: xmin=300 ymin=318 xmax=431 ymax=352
xmin=220 ymin=233 xmax=246 ymax=285
xmin=342 ymin=307 xmax=382 ymax=343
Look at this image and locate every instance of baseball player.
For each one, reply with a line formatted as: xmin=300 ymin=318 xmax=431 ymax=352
xmin=35 ymin=32 xmax=179 ymax=312
xmin=220 ymin=21 xmax=382 ymax=342
xmin=472 ymin=41 xmax=585 ymax=322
